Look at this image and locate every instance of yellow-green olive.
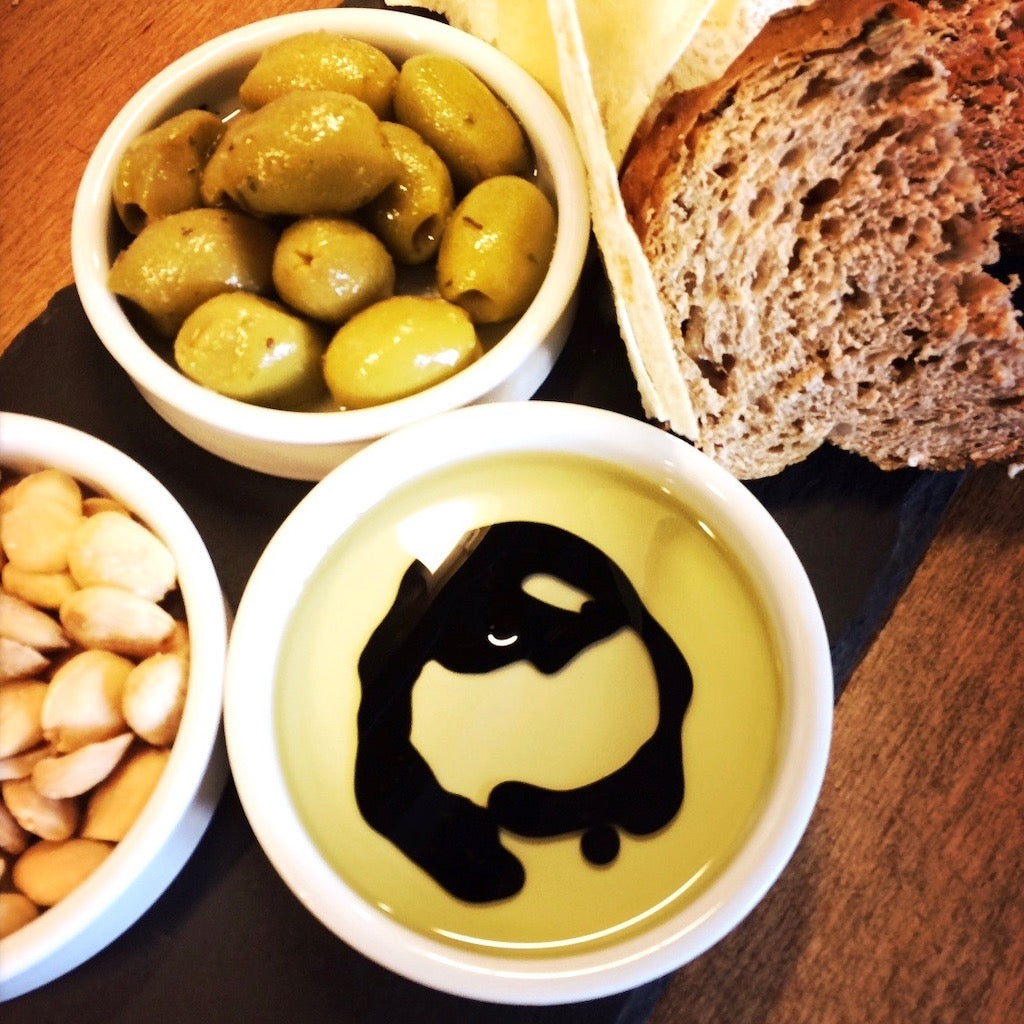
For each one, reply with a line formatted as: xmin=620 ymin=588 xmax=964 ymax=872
xmin=239 ymin=32 xmax=399 ymax=119
xmin=174 ymin=292 xmax=327 ymax=408
xmin=107 ymin=208 xmax=277 ymax=336
xmin=201 ymin=90 xmax=398 ymax=216
xmin=272 ymin=217 xmax=396 ymax=324
xmin=323 ymin=295 xmax=481 ymax=408
xmin=363 ymin=122 xmax=454 ymax=265
xmin=437 ymin=176 xmax=556 ymax=323
xmin=112 ymin=109 xmax=225 ymax=234
xmin=393 ymin=54 xmax=530 ymax=191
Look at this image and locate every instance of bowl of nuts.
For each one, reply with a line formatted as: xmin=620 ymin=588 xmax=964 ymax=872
xmin=71 ymin=7 xmax=591 ymax=480
xmin=0 ymin=413 xmax=228 ymax=1000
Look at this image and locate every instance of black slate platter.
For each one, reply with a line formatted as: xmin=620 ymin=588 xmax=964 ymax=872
xmin=1 ymin=255 xmax=961 ymax=1023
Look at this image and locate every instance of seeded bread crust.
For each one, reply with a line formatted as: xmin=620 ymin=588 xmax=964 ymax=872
xmin=621 ymin=0 xmax=1023 ymax=478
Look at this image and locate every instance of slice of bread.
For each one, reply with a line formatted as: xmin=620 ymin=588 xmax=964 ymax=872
xmin=621 ymin=0 xmax=1023 ymax=478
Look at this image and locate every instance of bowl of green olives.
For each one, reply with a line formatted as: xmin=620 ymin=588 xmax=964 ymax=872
xmin=72 ymin=8 xmax=590 ymax=480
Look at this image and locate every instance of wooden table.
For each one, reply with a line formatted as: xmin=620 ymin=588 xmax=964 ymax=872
xmin=2 ymin=1 xmax=1022 ymax=1021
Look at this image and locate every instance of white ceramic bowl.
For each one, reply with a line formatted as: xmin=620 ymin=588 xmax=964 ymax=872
xmin=223 ymin=402 xmax=832 ymax=1005
xmin=71 ymin=8 xmax=590 ymax=481
xmin=0 ymin=413 xmax=228 ymax=1001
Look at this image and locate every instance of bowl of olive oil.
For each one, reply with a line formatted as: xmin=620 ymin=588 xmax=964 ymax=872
xmin=223 ymin=401 xmax=832 ymax=1004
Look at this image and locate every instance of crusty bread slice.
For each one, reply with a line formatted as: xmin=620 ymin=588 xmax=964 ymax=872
xmin=621 ymin=0 xmax=1024 ymax=478
xmin=916 ymin=0 xmax=1024 ymax=235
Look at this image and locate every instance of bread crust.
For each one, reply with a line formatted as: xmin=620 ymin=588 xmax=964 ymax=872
xmin=622 ymin=0 xmax=923 ymax=230
xmin=917 ymin=0 xmax=1024 ymax=234
xmin=620 ymin=0 xmax=1023 ymax=478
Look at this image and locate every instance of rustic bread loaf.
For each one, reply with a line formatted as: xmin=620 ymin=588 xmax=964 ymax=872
xmin=621 ymin=0 xmax=1023 ymax=478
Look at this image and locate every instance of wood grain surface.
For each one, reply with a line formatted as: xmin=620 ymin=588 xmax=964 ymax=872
xmin=2 ymin=2 xmax=1022 ymax=1021
xmin=649 ymin=464 xmax=1024 ymax=1024
xmin=0 ymin=0 xmax=337 ymax=349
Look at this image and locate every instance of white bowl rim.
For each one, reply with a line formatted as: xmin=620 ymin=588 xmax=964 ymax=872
xmin=71 ymin=8 xmax=591 ymax=449
xmin=223 ymin=401 xmax=833 ymax=1005
xmin=0 ymin=412 xmax=228 ymax=1001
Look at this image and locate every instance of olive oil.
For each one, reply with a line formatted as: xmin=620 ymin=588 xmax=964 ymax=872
xmin=276 ymin=449 xmax=781 ymax=957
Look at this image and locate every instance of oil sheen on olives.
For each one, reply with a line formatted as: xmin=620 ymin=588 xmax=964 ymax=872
xmin=108 ymin=208 xmax=277 ymax=337
xmin=175 ymin=293 xmax=328 ymax=409
xmin=273 ymin=218 xmax=396 ymax=324
xmin=106 ymin=31 xmax=557 ymax=410
xmin=239 ymin=32 xmax=399 ymax=118
xmin=438 ymin=176 xmax=557 ymax=324
xmin=112 ymin=109 xmax=224 ymax=234
xmin=323 ymin=296 xmax=481 ymax=409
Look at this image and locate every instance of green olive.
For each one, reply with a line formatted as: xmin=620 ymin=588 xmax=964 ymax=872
xmin=437 ymin=176 xmax=556 ymax=323
xmin=239 ymin=32 xmax=399 ymax=118
xmin=174 ymin=292 xmax=327 ymax=408
xmin=272 ymin=217 xmax=396 ymax=324
xmin=393 ymin=54 xmax=530 ymax=191
xmin=201 ymin=90 xmax=398 ymax=216
xmin=363 ymin=122 xmax=454 ymax=265
xmin=323 ymin=295 xmax=481 ymax=408
xmin=112 ymin=109 xmax=225 ymax=234
xmin=107 ymin=208 xmax=277 ymax=336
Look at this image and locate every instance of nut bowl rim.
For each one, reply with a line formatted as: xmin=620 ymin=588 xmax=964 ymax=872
xmin=70 ymin=8 xmax=591 ymax=458
xmin=0 ymin=412 xmax=228 ymax=1001
xmin=222 ymin=400 xmax=833 ymax=1005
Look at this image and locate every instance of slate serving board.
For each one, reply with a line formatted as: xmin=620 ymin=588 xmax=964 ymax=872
xmin=1 ymin=258 xmax=961 ymax=1021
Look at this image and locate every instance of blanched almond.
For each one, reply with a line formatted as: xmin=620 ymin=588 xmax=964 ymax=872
xmin=0 ymin=743 xmax=53 ymax=781
xmin=31 ymin=732 xmax=134 ymax=799
xmin=0 ymin=498 xmax=83 ymax=573
xmin=0 ymin=590 xmax=70 ymax=650
xmin=68 ymin=511 xmax=177 ymax=601
xmin=82 ymin=496 xmax=130 ymax=517
xmin=123 ymin=652 xmax=187 ymax=746
xmin=2 ymin=777 xmax=79 ymax=840
xmin=0 ymin=797 xmax=30 ymax=855
xmin=41 ymin=648 xmax=132 ymax=753
xmin=0 ymin=891 xmax=39 ymax=937
xmin=12 ymin=838 xmax=112 ymax=906
xmin=0 ymin=469 xmax=82 ymax=515
xmin=2 ymin=563 xmax=79 ymax=609
xmin=81 ymin=745 xmax=169 ymax=842
xmin=60 ymin=586 xmax=176 ymax=657
xmin=0 ymin=637 xmax=49 ymax=681
xmin=159 ymin=619 xmax=191 ymax=658
xmin=0 ymin=679 xmax=49 ymax=757
xmin=0 ymin=634 xmax=50 ymax=684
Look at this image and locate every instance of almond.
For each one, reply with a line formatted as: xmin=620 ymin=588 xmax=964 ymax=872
xmin=123 ymin=652 xmax=187 ymax=746
xmin=68 ymin=511 xmax=177 ymax=601
xmin=0 ymin=590 xmax=70 ymax=650
xmin=31 ymin=732 xmax=134 ymax=799
xmin=12 ymin=838 xmax=112 ymax=906
xmin=0 ymin=891 xmax=39 ymax=937
xmin=0 ymin=498 xmax=83 ymax=573
xmin=81 ymin=745 xmax=169 ymax=842
xmin=2 ymin=777 xmax=79 ymax=841
xmin=0 ymin=679 xmax=49 ymax=758
xmin=60 ymin=586 xmax=176 ymax=657
xmin=41 ymin=649 xmax=132 ymax=753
